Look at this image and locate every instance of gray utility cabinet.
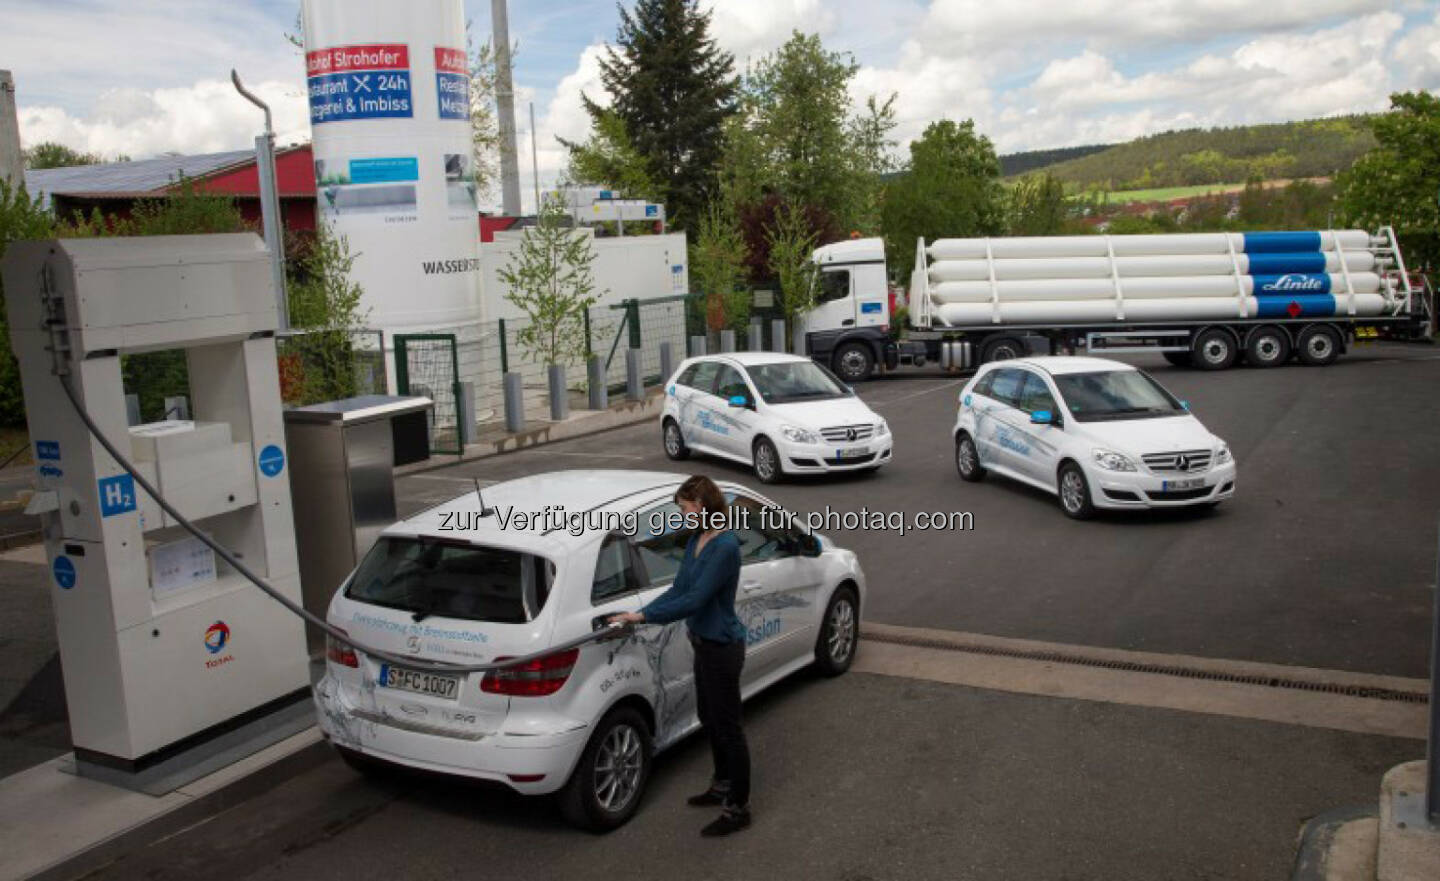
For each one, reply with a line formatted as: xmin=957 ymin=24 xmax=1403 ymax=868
xmin=283 ymin=395 xmax=432 ymax=650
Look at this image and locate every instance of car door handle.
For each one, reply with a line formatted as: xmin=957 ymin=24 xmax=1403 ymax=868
xmin=741 ymin=580 xmax=764 ymax=594
xmin=840 ymin=319 xmax=855 ymax=326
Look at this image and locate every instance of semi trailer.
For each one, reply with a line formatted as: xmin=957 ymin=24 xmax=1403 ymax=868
xmin=799 ymin=228 xmax=1434 ymax=382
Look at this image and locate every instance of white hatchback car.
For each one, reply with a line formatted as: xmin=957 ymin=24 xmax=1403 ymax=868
xmin=952 ymin=357 xmax=1236 ymax=518
xmin=313 ymin=470 xmax=865 ymax=830
xmin=660 ymin=353 xmax=893 ymax=483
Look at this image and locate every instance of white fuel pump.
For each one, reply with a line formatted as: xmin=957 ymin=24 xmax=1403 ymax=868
xmin=1 ymin=234 xmax=310 ymax=784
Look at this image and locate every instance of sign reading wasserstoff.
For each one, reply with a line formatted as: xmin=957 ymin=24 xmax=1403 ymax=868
xmin=307 ymin=43 xmax=413 ymax=123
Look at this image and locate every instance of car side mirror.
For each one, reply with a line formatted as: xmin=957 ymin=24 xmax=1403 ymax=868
xmin=728 ymin=395 xmax=749 ymax=408
xmin=1180 ymin=400 xmax=1190 ymax=411
xmin=799 ymin=534 xmax=822 ymax=557
xmin=1030 ymin=409 xmax=1056 ymax=425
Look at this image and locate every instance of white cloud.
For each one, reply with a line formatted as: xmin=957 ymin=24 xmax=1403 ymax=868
xmin=701 ymin=0 xmax=839 ymax=65
xmin=19 ymin=79 xmax=309 ymax=160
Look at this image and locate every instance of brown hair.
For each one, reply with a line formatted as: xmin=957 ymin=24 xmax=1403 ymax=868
xmin=674 ymin=474 xmax=727 ymax=522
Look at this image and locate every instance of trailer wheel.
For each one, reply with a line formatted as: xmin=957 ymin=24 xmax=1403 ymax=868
xmin=1162 ymin=351 xmax=1193 ymax=368
xmin=982 ymin=336 xmax=1025 ymax=363
xmin=832 ymin=343 xmax=874 ymax=382
xmin=1244 ymin=326 xmax=1290 ymax=368
xmin=1191 ymin=328 xmax=1238 ymax=371
xmin=1296 ymin=325 xmax=1341 ymax=366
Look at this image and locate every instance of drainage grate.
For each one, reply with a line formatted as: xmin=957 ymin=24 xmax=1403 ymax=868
xmin=862 ymin=630 xmax=1430 ymax=704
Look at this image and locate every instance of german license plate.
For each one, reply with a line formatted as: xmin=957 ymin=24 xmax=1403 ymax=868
xmin=379 ymin=664 xmax=459 ymax=699
xmin=835 ymin=446 xmax=869 ymax=459
xmin=1162 ymin=478 xmax=1205 ymax=491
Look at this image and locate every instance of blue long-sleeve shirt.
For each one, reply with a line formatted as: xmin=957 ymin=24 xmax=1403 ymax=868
xmin=640 ymin=531 xmax=745 ymax=644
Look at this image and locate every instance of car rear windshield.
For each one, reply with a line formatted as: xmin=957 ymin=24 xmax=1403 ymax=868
xmin=1053 ymin=370 xmax=1185 ymax=422
xmin=747 ymin=361 xmax=851 ymax=403
xmin=345 ymin=537 xmax=554 ymax=624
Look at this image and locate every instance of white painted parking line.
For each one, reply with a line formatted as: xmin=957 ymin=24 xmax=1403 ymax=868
xmin=519 ymin=450 xmax=646 ymax=460
xmin=405 ymin=474 xmax=494 ymax=483
xmin=866 ymin=379 xmax=967 ymax=409
xmin=857 ymin=623 xmax=1429 ymax=740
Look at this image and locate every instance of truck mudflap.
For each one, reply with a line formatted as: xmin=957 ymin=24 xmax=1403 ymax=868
xmin=883 ymin=341 xmax=900 ymax=370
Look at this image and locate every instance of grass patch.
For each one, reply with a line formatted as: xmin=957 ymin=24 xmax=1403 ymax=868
xmin=1100 ymin=183 xmax=1246 ymax=204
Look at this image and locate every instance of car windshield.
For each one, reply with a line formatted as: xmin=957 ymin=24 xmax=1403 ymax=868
xmin=1052 ymin=370 xmax=1186 ymax=422
xmin=345 ymin=536 xmax=553 ymax=624
xmin=746 ymin=361 xmax=851 ymax=404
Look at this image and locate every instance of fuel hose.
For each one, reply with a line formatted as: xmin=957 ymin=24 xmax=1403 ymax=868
xmin=59 ymin=375 xmax=633 ymax=675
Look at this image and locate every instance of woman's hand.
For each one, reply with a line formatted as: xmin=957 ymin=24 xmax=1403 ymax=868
xmin=608 ymin=611 xmax=645 ymax=625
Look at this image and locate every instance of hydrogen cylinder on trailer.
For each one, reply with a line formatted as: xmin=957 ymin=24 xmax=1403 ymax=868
xmin=302 ymin=0 xmax=481 ymax=329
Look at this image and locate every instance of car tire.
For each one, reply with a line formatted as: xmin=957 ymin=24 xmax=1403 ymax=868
xmin=1244 ymin=326 xmax=1290 ymax=368
xmin=832 ymin=343 xmax=874 ymax=382
xmin=1295 ymin=325 xmax=1342 ymax=366
xmin=1162 ymin=351 xmax=1193 ymax=368
xmin=982 ymin=336 xmax=1025 ymax=363
xmin=814 ymin=585 xmax=859 ymax=676
xmin=1191 ymin=328 xmax=1238 ymax=371
xmin=559 ymin=706 xmax=652 ymax=833
xmin=753 ymin=437 xmax=784 ymax=484
xmin=955 ymin=432 xmax=985 ymax=482
xmin=662 ymin=418 xmax=689 ymax=460
xmin=335 ymin=746 xmax=400 ymax=781
xmin=1057 ymin=462 xmax=1096 ymax=520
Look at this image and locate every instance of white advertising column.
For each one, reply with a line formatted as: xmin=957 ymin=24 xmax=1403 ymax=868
xmin=301 ymin=0 xmax=483 ymax=331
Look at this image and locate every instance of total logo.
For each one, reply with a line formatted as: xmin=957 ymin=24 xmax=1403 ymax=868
xmin=204 ymin=621 xmax=235 ymax=669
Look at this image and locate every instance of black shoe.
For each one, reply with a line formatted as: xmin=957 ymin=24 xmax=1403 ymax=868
xmin=701 ymin=807 xmax=751 ymax=837
xmin=686 ymin=788 xmax=727 ymax=807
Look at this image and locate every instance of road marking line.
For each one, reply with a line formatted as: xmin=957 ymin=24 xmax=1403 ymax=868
xmin=855 ymin=623 xmax=1428 ymax=740
xmin=519 ymin=450 xmax=646 ymax=460
xmin=867 ymin=379 xmax=967 ymax=409
xmin=404 ymin=474 xmax=492 ymax=483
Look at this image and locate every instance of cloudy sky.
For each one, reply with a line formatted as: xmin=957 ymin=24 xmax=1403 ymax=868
xmin=8 ymin=1 xmax=1440 ymax=210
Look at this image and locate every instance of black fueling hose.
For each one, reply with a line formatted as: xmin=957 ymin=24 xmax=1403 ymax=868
xmin=58 ymin=376 xmax=631 ymax=675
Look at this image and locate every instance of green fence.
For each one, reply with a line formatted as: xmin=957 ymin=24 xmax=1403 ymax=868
xmin=394 ymin=333 xmax=463 ymax=455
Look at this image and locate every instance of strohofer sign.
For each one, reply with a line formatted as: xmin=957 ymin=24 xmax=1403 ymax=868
xmin=301 ymin=0 xmax=483 ymax=341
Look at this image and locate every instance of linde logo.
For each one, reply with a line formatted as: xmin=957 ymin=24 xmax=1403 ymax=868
xmin=1263 ymin=274 xmax=1323 ymax=293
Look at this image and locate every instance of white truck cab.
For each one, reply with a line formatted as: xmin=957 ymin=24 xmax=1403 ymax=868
xmin=805 ymin=237 xmax=895 ymax=382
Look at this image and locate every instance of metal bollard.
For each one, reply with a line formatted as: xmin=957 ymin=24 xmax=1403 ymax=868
xmin=547 ymin=364 xmax=569 ymax=421
xmin=503 ymin=372 xmax=524 ymax=433
xmin=457 ymin=380 xmax=476 ymax=445
xmin=720 ymin=329 xmax=736 ymax=353
xmin=749 ymin=319 xmax=764 ymax=352
xmin=625 ymin=349 xmax=643 ymax=401
xmin=587 ymin=356 xmax=608 ymax=410
xmin=659 ymin=342 xmax=674 ymax=385
xmin=163 ymin=395 xmax=190 ymax=420
xmin=792 ymin=325 xmax=808 ymax=357
xmin=689 ymin=335 xmax=707 ymax=357
xmin=771 ymin=319 xmax=786 ymax=353
xmin=125 ymin=394 xmax=141 ymax=426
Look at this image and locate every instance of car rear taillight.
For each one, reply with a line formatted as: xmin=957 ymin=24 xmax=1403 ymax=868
xmin=326 ymin=628 xmax=358 ymax=668
xmin=481 ymin=648 xmax=579 ymax=697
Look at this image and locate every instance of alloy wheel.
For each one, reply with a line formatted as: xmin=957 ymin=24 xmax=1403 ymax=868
xmin=593 ymin=723 xmax=643 ymax=813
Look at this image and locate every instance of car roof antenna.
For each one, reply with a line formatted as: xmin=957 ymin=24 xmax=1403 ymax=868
xmin=473 ymin=478 xmax=494 ymax=517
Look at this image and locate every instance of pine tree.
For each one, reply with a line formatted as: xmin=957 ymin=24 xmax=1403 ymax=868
xmin=581 ymin=0 xmax=737 ymax=229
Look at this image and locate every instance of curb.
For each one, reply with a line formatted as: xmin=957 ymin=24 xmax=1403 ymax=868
xmin=1291 ymin=804 xmax=1379 ymax=881
xmin=23 ymin=737 xmax=333 ymax=881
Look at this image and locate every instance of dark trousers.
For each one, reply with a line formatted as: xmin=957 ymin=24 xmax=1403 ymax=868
xmin=691 ymin=635 xmax=750 ymax=808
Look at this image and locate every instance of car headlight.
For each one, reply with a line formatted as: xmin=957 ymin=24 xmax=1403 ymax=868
xmin=1091 ymin=448 xmax=1137 ymax=472
xmin=874 ymin=419 xmax=889 ymax=437
xmin=780 ymin=425 xmax=820 ymax=444
xmin=1215 ymin=443 xmax=1232 ymax=465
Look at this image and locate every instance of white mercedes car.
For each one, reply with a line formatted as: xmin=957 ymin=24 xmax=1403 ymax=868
xmin=660 ymin=353 xmax=893 ymax=483
xmin=952 ymin=357 xmax=1236 ymax=518
xmin=313 ymin=470 xmax=864 ymax=831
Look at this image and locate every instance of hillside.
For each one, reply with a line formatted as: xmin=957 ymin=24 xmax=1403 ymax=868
xmin=1022 ymin=116 xmax=1376 ymax=190
xmin=998 ymin=143 xmax=1113 ymax=177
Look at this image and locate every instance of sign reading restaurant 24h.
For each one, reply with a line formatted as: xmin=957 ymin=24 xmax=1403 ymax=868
xmin=307 ymin=43 xmax=413 ymax=124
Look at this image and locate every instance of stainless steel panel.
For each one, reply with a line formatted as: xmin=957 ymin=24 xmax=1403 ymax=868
xmin=344 ymin=419 xmax=396 ymax=564
xmin=284 ymin=394 xmax=433 ymax=425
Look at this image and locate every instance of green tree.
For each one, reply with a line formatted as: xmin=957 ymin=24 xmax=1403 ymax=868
xmin=562 ymin=107 xmax=661 ymax=206
xmin=690 ymin=200 xmax=750 ymax=333
xmin=466 ymin=28 xmax=502 ymax=196
xmin=23 ymin=142 xmax=103 ymax=169
xmin=1006 ymin=173 xmax=1068 ymax=235
xmin=765 ymin=204 xmax=819 ymax=333
xmin=847 ymin=93 xmax=899 ymax=236
xmin=1339 ymin=91 xmax=1440 ymax=273
xmin=882 ymin=119 xmax=1006 ymax=280
xmin=580 ymin=0 xmax=737 ymax=229
xmin=500 ymin=200 xmax=602 ymax=366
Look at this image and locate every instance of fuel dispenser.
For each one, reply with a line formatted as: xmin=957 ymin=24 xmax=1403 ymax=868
xmin=2 ymin=234 xmax=310 ymax=785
